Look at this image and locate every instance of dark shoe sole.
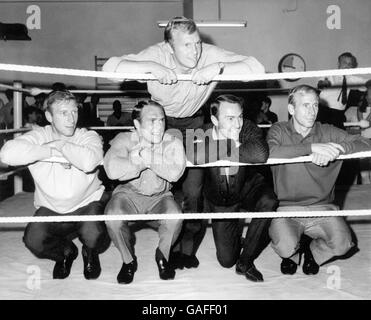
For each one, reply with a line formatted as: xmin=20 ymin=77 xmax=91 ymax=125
xmin=236 ymin=266 xmax=264 ymax=282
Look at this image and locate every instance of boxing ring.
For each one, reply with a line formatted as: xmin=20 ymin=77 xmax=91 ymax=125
xmin=0 ymin=63 xmax=371 ymax=299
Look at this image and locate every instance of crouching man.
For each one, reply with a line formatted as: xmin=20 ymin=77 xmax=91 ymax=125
xmin=181 ymin=94 xmax=278 ymax=282
xmin=0 ymin=90 xmax=110 ymax=280
xmin=267 ymin=85 xmax=371 ymax=276
xmin=104 ymin=100 xmax=186 ymax=284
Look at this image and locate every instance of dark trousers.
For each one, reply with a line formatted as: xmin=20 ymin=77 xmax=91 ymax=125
xmin=207 ymin=178 xmax=278 ymax=268
xmin=177 ymin=172 xmax=278 ymax=267
xmin=167 ymin=112 xmax=205 ymax=213
xmin=167 ymin=113 xmax=206 ymax=255
xmin=23 ymin=197 xmax=110 ymax=262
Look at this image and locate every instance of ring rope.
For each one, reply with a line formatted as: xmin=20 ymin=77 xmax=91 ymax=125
xmin=0 ymin=167 xmax=26 ymax=179
xmin=0 ymin=209 xmax=370 ymax=224
xmin=1 ymin=150 xmax=371 ymax=180
xmin=26 ymin=150 xmax=371 ymax=167
xmin=1 ymin=63 xmax=371 ymax=82
xmin=0 ymin=122 xmax=365 ymax=134
xmin=1 ymin=63 xmax=371 ymax=223
xmin=0 ymin=128 xmax=32 ymax=134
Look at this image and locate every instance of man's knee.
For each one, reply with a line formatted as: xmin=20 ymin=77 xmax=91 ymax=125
xmin=330 ymin=234 xmax=353 ymax=257
xmin=184 ymin=220 xmax=204 ymax=234
xmin=269 ymin=227 xmax=299 ymax=258
xmin=105 ymin=218 xmax=126 ymax=235
xmin=80 ymin=221 xmax=110 ymax=250
xmin=23 ymin=223 xmax=45 ymax=258
xmin=104 ymin=195 xmax=131 ymax=231
xmin=216 ymin=251 xmax=238 ymax=268
xmin=163 ymin=218 xmax=183 ymax=234
xmin=255 ymin=191 xmax=278 ymax=212
xmin=162 ymin=197 xmax=182 ymax=214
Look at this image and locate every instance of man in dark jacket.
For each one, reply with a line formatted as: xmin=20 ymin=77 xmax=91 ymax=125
xmin=177 ymin=94 xmax=278 ymax=282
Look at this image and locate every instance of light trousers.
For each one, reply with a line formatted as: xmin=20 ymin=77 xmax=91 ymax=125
xmin=269 ymin=204 xmax=353 ymax=265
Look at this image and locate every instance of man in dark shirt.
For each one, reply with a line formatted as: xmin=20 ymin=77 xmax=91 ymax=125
xmin=267 ymin=84 xmax=371 ymax=276
xmin=256 ymin=96 xmax=278 ymax=125
xmin=181 ymin=94 xmax=278 ymax=282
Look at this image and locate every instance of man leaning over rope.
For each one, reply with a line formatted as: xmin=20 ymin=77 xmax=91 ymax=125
xmin=0 ymin=90 xmax=110 ymax=280
xmin=103 ymin=16 xmax=265 ymax=268
xmin=267 ymin=84 xmax=371 ymax=276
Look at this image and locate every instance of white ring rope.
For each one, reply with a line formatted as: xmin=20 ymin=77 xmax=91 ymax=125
xmin=1 ymin=151 xmax=371 ymax=223
xmin=0 ymin=128 xmax=32 ymax=134
xmin=1 ymin=63 xmax=371 ymax=223
xmin=1 ymin=63 xmax=371 ymax=82
xmin=1 ymin=150 xmax=371 ymax=178
xmin=0 ymin=209 xmax=370 ymax=224
xmin=0 ymin=83 xmax=43 ymax=96
xmin=0 ymin=122 xmax=365 ymax=134
xmin=30 ymin=150 xmax=371 ymax=167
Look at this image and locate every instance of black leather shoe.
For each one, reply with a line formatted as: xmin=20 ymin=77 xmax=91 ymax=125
xmin=82 ymin=246 xmax=101 ymax=280
xmin=302 ymin=247 xmax=319 ymax=275
xmin=236 ymin=260 xmax=264 ymax=282
xmin=117 ymin=258 xmax=138 ymax=284
xmin=280 ymin=258 xmax=297 ymax=275
xmin=53 ymin=248 xmax=78 ymax=279
xmin=156 ymin=257 xmax=176 ymax=280
xmin=182 ymin=254 xmax=199 ymax=269
xmin=169 ymin=251 xmax=184 ymax=270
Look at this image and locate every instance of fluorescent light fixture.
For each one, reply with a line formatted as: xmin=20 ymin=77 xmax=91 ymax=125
xmin=157 ymin=20 xmax=247 ymax=28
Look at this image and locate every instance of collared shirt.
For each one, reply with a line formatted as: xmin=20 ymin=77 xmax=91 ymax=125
xmin=320 ymin=75 xmax=365 ymax=111
xmin=114 ymin=42 xmax=264 ymax=118
xmin=104 ymin=131 xmax=186 ymax=196
xmin=267 ymin=119 xmax=371 ymax=206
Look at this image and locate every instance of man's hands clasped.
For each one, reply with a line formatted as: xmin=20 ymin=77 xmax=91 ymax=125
xmin=311 ymin=142 xmax=345 ymax=167
xmin=151 ymin=62 xmax=221 ymax=85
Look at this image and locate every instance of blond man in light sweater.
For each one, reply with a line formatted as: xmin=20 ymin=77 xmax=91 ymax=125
xmin=0 ymin=90 xmax=110 ymax=280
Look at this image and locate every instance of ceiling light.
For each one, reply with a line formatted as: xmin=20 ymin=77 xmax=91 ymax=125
xmin=157 ymin=20 xmax=247 ymax=28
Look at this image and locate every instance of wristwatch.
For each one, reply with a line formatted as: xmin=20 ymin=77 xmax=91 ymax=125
xmin=218 ymin=62 xmax=225 ymax=75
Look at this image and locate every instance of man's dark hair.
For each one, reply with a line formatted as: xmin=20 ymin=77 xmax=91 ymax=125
xmin=51 ymin=82 xmax=67 ymax=92
xmin=5 ymin=89 xmax=13 ymax=101
xmin=210 ymin=94 xmax=244 ymax=118
xmin=164 ymin=16 xmax=198 ymax=43
xmin=91 ymin=93 xmax=100 ymax=105
xmin=45 ymin=90 xmax=77 ymax=113
xmin=262 ymin=96 xmax=272 ymax=107
xmin=288 ymin=85 xmax=319 ymax=107
xmin=35 ymin=93 xmax=46 ymax=104
xmin=24 ymin=106 xmax=38 ymax=121
xmin=338 ymin=52 xmax=358 ymax=68
xmin=132 ymin=100 xmax=164 ymax=122
xmin=113 ymin=100 xmax=121 ymax=109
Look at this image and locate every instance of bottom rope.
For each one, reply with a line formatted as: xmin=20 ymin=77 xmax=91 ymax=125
xmin=0 ymin=209 xmax=370 ymax=224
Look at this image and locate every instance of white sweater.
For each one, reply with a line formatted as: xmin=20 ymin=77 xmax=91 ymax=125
xmin=0 ymin=126 xmax=104 ymax=213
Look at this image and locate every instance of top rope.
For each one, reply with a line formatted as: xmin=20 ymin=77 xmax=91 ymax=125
xmin=1 ymin=63 xmax=371 ymax=82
